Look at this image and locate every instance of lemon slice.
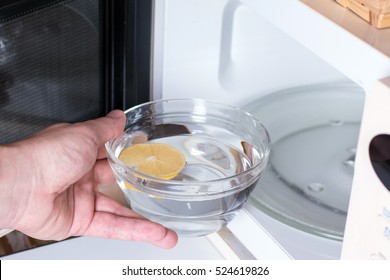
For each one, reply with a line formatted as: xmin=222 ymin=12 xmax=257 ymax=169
xmin=119 ymin=143 xmax=186 ymax=190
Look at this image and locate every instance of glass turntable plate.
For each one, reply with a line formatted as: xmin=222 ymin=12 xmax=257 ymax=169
xmin=243 ymin=83 xmax=365 ymax=240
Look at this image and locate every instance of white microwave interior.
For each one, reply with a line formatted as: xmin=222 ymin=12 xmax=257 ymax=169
xmin=153 ymin=0 xmax=370 ymax=259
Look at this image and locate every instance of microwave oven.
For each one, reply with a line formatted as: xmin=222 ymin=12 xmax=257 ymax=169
xmin=1 ymin=0 xmax=390 ymax=260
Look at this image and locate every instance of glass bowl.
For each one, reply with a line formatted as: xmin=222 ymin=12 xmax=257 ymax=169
xmin=105 ymin=98 xmax=270 ymax=237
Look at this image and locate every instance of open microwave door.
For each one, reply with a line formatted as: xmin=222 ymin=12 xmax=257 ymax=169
xmin=342 ymin=77 xmax=390 ymax=259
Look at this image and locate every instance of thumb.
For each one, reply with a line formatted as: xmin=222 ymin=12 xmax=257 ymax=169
xmin=106 ymin=110 xmax=126 ymax=120
xmin=84 ymin=110 xmax=126 ymax=150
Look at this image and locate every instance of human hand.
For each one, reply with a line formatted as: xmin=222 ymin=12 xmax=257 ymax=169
xmin=0 ymin=110 xmax=178 ymax=249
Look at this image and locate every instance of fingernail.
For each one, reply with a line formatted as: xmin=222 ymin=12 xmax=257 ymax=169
xmin=107 ymin=110 xmax=124 ymax=119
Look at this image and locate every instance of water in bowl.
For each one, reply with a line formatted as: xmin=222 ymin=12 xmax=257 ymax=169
xmin=116 ymin=129 xmax=262 ymax=237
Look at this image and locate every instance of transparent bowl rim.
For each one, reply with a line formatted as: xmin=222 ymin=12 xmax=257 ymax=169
xmin=105 ymin=98 xmax=271 ymax=187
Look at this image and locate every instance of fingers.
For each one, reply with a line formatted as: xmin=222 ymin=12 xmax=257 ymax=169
xmin=94 ymin=192 xmax=145 ymax=219
xmin=97 ymin=146 xmax=109 ymax=160
xmin=86 ymin=193 xmax=178 ymax=249
xmin=83 ymin=211 xmax=178 ymax=249
xmin=94 ymin=159 xmax=117 ymax=186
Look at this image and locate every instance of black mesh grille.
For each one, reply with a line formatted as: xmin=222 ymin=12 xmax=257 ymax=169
xmin=0 ymin=0 xmax=103 ymax=144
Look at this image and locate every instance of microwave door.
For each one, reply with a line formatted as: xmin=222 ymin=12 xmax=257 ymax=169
xmin=342 ymin=78 xmax=390 ymax=259
xmin=0 ymin=0 xmax=110 ymax=144
xmin=109 ymin=0 xmax=153 ymax=110
xmin=0 ymin=0 xmax=152 ymax=139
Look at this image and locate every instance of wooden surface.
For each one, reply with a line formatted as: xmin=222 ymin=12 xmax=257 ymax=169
xmin=301 ymin=0 xmax=390 ymax=57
